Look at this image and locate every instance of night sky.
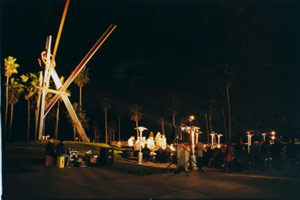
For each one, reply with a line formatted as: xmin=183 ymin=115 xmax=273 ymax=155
xmin=1 ymin=0 xmax=300 ymax=141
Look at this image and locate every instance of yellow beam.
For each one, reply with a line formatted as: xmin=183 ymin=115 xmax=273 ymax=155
xmin=35 ymin=86 xmax=70 ymax=96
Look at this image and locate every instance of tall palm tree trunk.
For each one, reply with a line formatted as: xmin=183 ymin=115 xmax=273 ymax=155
xmin=8 ymin=104 xmax=14 ymax=141
xmin=222 ymin=106 xmax=228 ymax=143
xmin=27 ymin=99 xmax=31 ymax=141
xmin=209 ymin=111 xmax=213 ymax=133
xmin=55 ymin=100 xmax=60 ymax=140
xmin=172 ymin=115 xmax=175 ymax=126
xmin=161 ymin=117 xmax=165 ymax=135
xmin=226 ymin=87 xmax=232 ymax=142
xmin=118 ymin=117 xmax=121 ymax=141
xmin=135 ymin=120 xmax=139 ymax=138
xmin=79 ymin=86 xmax=82 ymax=109
xmin=5 ymin=76 xmax=9 ymax=133
xmin=105 ymin=111 xmax=108 ymax=144
xmin=205 ymin=112 xmax=209 ymax=143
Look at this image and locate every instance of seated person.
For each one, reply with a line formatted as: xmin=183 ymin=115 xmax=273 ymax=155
xmin=45 ymin=138 xmax=56 ymax=157
xmin=56 ymin=140 xmax=70 ymax=167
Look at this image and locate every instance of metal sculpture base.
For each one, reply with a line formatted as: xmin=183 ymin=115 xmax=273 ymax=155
xmin=166 ymin=150 xmax=189 ymax=176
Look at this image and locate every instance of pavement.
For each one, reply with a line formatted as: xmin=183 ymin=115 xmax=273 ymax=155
xmin=3 ymin=160 xmax=300 ymax=200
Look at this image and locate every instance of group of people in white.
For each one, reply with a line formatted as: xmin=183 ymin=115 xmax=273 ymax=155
xmin=128 ymin=132 xmax=170 ymax=152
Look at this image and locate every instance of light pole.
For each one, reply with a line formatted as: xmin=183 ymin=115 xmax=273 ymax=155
xmin=270 ymin=131 xmax=276 ymax=143
xmin=210 ymin=132 xmax=216 ymax=146
xmin=262 ymin=133 xmax=267 ymax=142
xmin=135 ymin=126 xmax=148 ymax=164
xmin=180 ymin=115 xmax=200 ymax=169
xmin=246 ymin=131 xmax=253 ymax=154
xmin=217 ymin=133 xmax=223 ymax=148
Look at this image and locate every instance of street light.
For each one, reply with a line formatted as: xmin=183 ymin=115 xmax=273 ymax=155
xmin=180 ymin=115 xmax=200 ymax=169
xmin=135 ymin=126 xmax=148 ymax=164
xmin=210 ymin=132 xmax=216 ymax=146
xmin=217 ymin=133 xmax=223 ymax=147
xmin=262 ymin=133 xmax=267 ymax=142
xmin=246 ymin=131 xmax=254 ymax=154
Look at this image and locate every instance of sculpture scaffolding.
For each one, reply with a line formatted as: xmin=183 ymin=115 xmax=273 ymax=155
xmin=37 ymin=0 xmax=116 ymax=142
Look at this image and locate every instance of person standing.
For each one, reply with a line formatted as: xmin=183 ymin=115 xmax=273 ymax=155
xmin=56 ymin=140 xmax=70 ymax=167
xmin=224 ymin=143 xmax=233 ymax=173
xmin=195 ymin=139 xmax=204 ymax=172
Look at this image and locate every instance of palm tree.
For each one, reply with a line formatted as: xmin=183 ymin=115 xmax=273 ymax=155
xmin=8 ymin=77 xmax=24 ymax=140
xmin=116 ymin=112 xmax=123 ymax=141
xmin=21 ymin=73 xmax=40 ymax=141
xmin=66 ymin=102 xmax=89 ymax=141
xmin=74 ymin=66 xmax=89 ymax=109
xmin=155 ymin=99 xmax=167 ymax=136
xmin=92 ymin=121 xmax=100 ymax=142
xmin=218 ymin=94 xmax=228 ymax=143
xmin=129 ymin=104 xmax=143 ymax=138
xmin=108 ymin=121 xmax=116 ymax=144
xmin=101 ymin=97 xmax=111 ymax=144
xmin=4 ymin=56 xmax=19 ymax=133
xmin=224 ymin=65 xmax=233 ymax=141
xmin=199 ymin=97 xmax=210 ymax=143
xmin=168 ymin=95 xmax=180 ymax=126
xmin=208 ymin=97 xmax=217 ymax=133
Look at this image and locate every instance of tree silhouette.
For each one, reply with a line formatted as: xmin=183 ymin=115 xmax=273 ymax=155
xmin=74 ymin=66 xmax=90 ymax=109
xmin=8 ymin=77 xmax=24 ymax=140
xmin=129 ymin=104 xmax=143 ymax=138
xmin=101 ymin=97 xmax=111 ymax=144
xmin=4 ymin=56 xmax=19 ymax=133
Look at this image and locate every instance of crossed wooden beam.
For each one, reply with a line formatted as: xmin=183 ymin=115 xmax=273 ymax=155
xmin=37 ymin=0 xmax=116 ymax=142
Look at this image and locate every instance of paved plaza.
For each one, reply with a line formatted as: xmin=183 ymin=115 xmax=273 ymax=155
xmin=3 ymin=162 xmax=300 ymax=200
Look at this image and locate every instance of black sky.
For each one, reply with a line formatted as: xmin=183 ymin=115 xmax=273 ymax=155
xmin=1 ymin=0 xmax=300 ymax=140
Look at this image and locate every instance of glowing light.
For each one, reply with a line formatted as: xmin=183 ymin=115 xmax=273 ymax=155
xmin=189 ymin=115 xmax=195 ymax=121
xmin=271 ymin=136 xmax=276 ymax=140
xmin=271 ymin=131 xmax=276 ymax=135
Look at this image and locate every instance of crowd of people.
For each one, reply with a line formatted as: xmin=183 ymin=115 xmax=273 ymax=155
xmin=127 ymin=132 xmax=176 ymax=163
xmin=203 ymin=137 xmax=299 ymax=172
xmin=127 ymin=132 xmax=299 ymax=173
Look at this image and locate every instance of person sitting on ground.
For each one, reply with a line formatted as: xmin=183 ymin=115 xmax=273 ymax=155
xmin=45 ymin=138 xmax=56 ymax=158
xmin=56 ymin=140 xmax=70 ymax=167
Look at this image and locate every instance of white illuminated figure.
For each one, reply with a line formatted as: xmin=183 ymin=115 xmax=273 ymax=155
xmin=155 ymin=132 xmax=162 ymax=149
xmin=128 ymin=136 xmax=135 ymax=147
xmin=161 ymin=135 xmax=167 ymax=150
xmin=147 ymin=136 xmax=155 ymax=150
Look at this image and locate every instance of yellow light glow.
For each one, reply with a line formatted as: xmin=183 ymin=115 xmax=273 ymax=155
xmin=271 ymin=131 xmax=276 ymax=135
xmin=271 ymin=136 xmax=276 ymax=140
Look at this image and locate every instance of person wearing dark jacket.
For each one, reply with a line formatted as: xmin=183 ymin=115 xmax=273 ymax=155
xmin=56 ymin=140 xmax=70 ymax=167
xmin=45 ymin=138 xmax=56 ymax=157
